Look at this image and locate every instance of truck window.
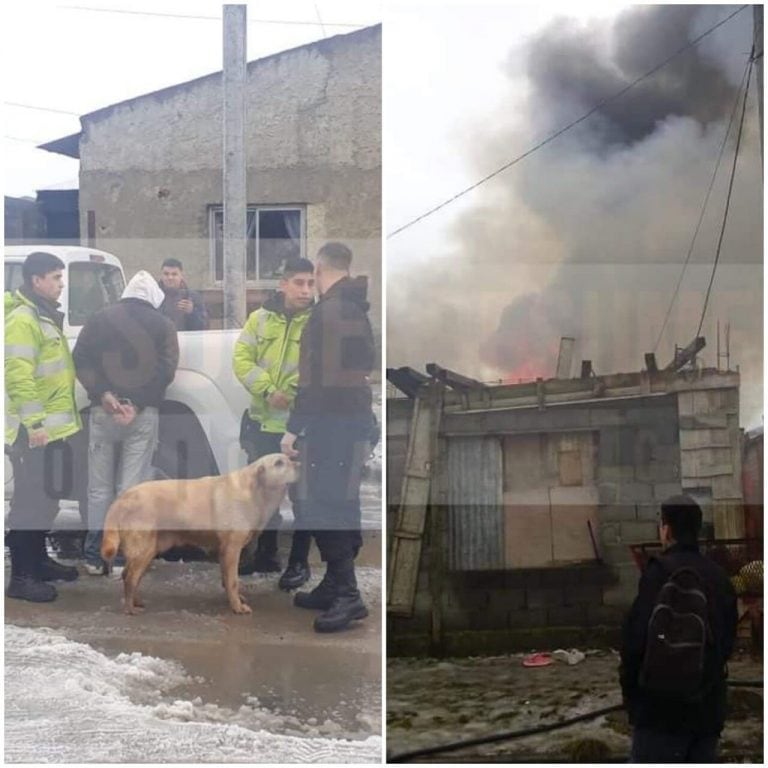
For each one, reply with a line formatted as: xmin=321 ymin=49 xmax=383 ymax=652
xmin=68 ymin=263 xmax=125 ymax=326
xmin=4 ymin=264 xmax=24 ymax=294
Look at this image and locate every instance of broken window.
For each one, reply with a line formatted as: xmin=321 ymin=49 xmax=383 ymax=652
xmin=210 ymin=205 xmax=304 ymax=283
xmin=67 ymin=263 xmax=125 ymax=326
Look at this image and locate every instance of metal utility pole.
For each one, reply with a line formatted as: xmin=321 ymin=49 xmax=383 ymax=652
xmin=222 ymin=4 xmax=247 ymax=329
xmin=754 ymin=5 xmax=763 ymax=165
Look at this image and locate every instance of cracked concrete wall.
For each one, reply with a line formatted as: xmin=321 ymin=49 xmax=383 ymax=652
xmin=78 ymin=26 xmax=381 ymax=334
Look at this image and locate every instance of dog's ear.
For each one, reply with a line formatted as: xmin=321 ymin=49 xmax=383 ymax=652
xmin=251 ymin=463 xmax=265 ymax=493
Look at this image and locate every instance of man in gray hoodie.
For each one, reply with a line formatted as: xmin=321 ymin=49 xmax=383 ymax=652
xmin=73 ymin=271 xmax=179 ymax=575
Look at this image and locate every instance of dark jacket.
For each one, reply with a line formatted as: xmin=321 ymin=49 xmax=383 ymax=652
xmin=73 ymin=298 xmax=179 ymax=409
xmin=159 ymin=280 xmax=208 ymax=331
xmin=619 ymin=542 xmax=738 ymax=736
xmin=19 ymin=284 xmax=65 ymax=330
xmin=287 ymin=276 xmax=375 ymax=434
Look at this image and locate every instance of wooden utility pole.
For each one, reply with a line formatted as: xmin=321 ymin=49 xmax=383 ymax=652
xmin=755 ymin=5 xmax=763 ymax=165
xmin=222 ymin=4 xmax=247 ymax=329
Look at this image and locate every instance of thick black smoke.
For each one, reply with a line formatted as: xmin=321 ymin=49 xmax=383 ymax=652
xmin=388 ymin=5 xmax=762 ymax=423
xmin=525 ymin=5 xmax=743 ymax=146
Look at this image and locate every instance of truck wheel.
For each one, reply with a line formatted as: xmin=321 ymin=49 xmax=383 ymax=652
xmin=153 ymin=401 xmax=218 ymax=480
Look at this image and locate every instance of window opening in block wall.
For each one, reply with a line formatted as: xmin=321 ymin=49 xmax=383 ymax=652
xmin=210 ymin=205 xmax=305 ymax=284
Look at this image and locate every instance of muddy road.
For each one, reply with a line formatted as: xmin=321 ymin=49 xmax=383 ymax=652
xmin=5 ymin=533 xmax=382 ymax=763
xmin=387 ymin=650 xmax=763 ymax=762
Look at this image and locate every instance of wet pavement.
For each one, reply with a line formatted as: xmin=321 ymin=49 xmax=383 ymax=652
xmin=387 ymin=650 xmax=763 ymax=762
xmin=5 ymin=534 xmax=382 ymax=763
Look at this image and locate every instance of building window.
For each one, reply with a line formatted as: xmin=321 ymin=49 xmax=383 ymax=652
xmin=210 ymin=205 xmax=305 ymax=284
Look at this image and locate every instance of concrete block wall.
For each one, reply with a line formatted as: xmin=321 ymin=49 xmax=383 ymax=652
xmin=677 ymin=387 xmax=743 ymax=538
xmin=387 ymin=382 xmax=743 ymax=653
xmin=387 ymin=522 xmax=623 ymax=655
xmin=594 ymin=399 xmax=681 ymax=607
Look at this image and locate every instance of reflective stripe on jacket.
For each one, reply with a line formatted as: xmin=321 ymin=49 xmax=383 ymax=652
xmin=232 ymin=297 xmax=310 ymax=433
xmin=5 ymin=290 xmax=81 ymax=444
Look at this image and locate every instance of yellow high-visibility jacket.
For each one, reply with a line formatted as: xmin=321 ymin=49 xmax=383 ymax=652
xmin=233 ymin=295 xmax=311 ymax=434
xmin=5 ymin=289 xmax=81 ymax=445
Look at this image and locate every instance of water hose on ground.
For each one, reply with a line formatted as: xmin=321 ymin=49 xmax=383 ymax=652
xmin=387 ymin=680 xmax=763 ymax=763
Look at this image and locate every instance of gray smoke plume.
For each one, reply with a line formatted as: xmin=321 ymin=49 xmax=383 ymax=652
xmin=388 ymin=5 xmax=762 ymax=424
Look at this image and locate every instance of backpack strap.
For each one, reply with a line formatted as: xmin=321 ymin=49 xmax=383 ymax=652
xmin=651 ymin=553 xmax=717 ymax=644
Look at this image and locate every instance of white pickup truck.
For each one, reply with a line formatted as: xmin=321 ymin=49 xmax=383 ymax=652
xmin=4 ymin=245 xmax=250 ymax=511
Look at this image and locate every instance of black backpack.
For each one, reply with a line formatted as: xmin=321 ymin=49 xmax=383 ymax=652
xmin=639 ymin=557 xmax=717 ymax=701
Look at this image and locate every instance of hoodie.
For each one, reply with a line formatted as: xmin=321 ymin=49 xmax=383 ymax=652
xmin=287 ymin=276 xmax=375 ymax=433
xmin=73 ymin=271 xmax=179 ymax=408
xmin=124 ymin=270 xmax=165 ymax=308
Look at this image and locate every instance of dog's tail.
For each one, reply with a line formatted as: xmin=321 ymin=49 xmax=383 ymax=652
xmin=100 ymin=504 xmax=121 ymax=562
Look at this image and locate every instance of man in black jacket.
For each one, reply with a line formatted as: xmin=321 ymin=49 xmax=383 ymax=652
xmin=281 ymin=242 xmax=376 ymax=633
xmin=158 ymin=258 xmax=208 ymax=331
xmin=73 ymin=270 xmax=179 ymax=574
xmin=619 ymin=494 xmax=738 ymax=762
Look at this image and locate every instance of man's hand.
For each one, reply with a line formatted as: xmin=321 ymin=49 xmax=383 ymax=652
xmin=280 ymin=431 xmax=299 ymax=458
xmin=176 ymin=298 xmax=194 ymax=314
xmin=101 ymin=392 xmax=135 ymax=425
xmin=28 ymin=428 xmax=49 ymax=448
xmin=101 ymin=392 xmax=122 ymax=415
xmin=268 ymin=390 xmax=291 ymax=410
xmin=112 ymin=403 xmax=137 ymax=427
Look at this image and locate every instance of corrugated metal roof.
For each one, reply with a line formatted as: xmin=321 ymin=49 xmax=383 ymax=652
xmin=446 ymin=436 xmax=504 ymax=571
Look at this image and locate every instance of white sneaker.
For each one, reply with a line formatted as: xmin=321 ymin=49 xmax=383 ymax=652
xmin=108 ymin=565 xmax=125 ymax=579
xmin=84 ymin=563 xmax=105 ymax=576
xmin=552 ymin=648 xmax=586 ymax=665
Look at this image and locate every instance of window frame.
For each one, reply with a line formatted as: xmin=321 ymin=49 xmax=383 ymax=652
xmin=66 ymin=262 xmax=126 ymax=327
xmin=208 ymin=203 xmax=307 ymax=287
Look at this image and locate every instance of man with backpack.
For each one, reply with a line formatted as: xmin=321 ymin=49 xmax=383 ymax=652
xmin=620 ymin=494 xmax=738 ymax=762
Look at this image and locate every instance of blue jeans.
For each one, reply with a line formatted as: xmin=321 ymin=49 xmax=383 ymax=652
xmin=83 ymin=406 xmax=159 ymax=565
xmin=630 ymin=727 xmax=719 ymax=763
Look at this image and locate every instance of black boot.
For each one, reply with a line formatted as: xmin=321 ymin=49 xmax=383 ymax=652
xmin=313 ymin=559 xmax=368 ymax=632
xmin=294 ymin=569 xmax=337 ymax=610
xmin=32 ymin=531 xmax=79 ymax=582
xmin=6 ymin=531 xmax=57 ymax=603
xmin=251 ymin=529 xmax=281 ymax=573
xmin=278 ymin=561 xmax=311 ymax=591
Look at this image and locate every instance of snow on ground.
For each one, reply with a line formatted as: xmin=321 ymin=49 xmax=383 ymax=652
xmin=5 ymin=625 xmax=382 ymax=763
xmin=387 ymin=651 xmax=763 ymax=761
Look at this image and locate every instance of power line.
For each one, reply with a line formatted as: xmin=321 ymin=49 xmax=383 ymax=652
xmin=388 ymin=4 xmax=750 ymax=239
xmin=695 ymin=50 xmax=754 ymax=338
xmin=4 ymin=136 xmax=48 ymax=145
xmin=653 ymin=55 xmax=752 ymax=354
xmin=314 ymin=1 xmax=328 ymax=38
xmin=5 ymin=101 xmax=81 ymax=117
xmin=58 ymin=5 xmax=367 ymax=28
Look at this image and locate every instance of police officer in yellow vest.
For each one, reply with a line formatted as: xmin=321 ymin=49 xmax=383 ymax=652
xmin=5 ymin=252 xmax=82 ymax=602
xmin=233 ymin=257 xmax=314 ymax=590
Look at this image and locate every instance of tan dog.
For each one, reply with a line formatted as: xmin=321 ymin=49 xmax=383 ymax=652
xmin=100 ymin=453 xmax=299 ymax=615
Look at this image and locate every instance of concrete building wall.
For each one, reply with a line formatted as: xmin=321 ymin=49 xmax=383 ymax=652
xmin=387 ymin=376 xmax=744 ymax=655
xmin=77 ymin=26 xmax=381 ymax=333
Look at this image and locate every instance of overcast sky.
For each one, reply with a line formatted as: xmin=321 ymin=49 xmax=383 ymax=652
xmin=385 ymin=0 xmax=629 ymax=269
xmin=2 ymin=0 xmax=381 ymax=196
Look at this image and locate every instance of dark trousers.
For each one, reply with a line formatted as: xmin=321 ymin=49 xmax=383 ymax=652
xmin=7 ymin=428 xmax=74 ymax=531
xmin=630 ymin=728 xmax=719 ymax=763
xmin=7 ymin=429 xmax=76 ymax=576
xmin=297 ymin=414 xmax=370 ymax=563
xmin=241 ymin=417 xmax=310 ymax=564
